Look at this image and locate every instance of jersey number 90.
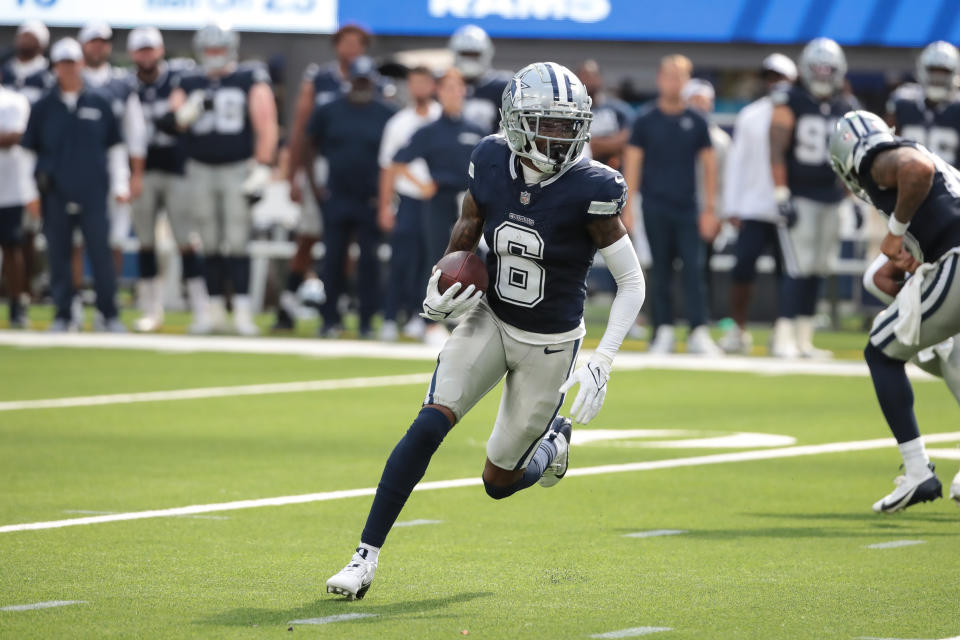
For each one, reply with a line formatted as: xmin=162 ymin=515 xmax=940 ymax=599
xmin=493 ymin=222 xmax=545 ymax=308
xmin=794 ymin=114 xmax=837 ymax=165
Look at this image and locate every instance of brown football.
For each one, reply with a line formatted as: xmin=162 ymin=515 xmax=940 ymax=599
xmin=435 ymin=251 xmax=489 ymax=295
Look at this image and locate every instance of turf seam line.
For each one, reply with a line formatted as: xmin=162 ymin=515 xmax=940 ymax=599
xmin=2 ymin=431 xmax=959 ymax=534
xmin=288 ymin=613 xmax=378 ymax=625
xmin=590 ymin=627 xmax=673 ymax=638
xmin=864 ymin=540 xmax=926 ymax=549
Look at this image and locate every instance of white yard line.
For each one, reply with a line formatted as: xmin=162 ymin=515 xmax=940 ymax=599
xmin=0 ymin=600 xmax=86 ymax=612
xmin=3 ymin=432 xmax=959 ymax=535
xmin=590 ymin=627 xmax=673 ymax=638
xmin=394 ymin=519 xmax=443 ymax=527
xmin=288 ymin=613 xmax=378 ymax=625
xmin=0 ymin=373 xmax=433 ymax=412
xmin=622 ymin=530 xmax=687 ymax=539
xmin=865 ymin=540 xmax=927 ymax=550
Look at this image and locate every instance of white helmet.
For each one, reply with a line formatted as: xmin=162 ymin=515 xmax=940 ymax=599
xmin=501 ymin=62 xmax=593 ymax=174
xmin=449 ymin=25 xmax=493 ymax=81
xmin=799 ymin=37 xmax=847 ymax=99
xmin=917 ymin=40 xmax=959 ymax=103
xmin=193 ymin=23 xmax=238 ymax=72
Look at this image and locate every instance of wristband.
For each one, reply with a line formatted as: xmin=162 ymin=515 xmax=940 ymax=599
xmin=887 ymin=216 xmax=909 ymax=236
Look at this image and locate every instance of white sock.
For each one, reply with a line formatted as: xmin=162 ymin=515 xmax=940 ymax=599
xmin=186 ymin=277 xmax=208 ymax=314
xmin=899 ymin=437 xmax=931 ymax=479
xmin=357 ymin=542 xmax=380 ymax=563
xmin=279 ymin=290 xmax=299 ymax=316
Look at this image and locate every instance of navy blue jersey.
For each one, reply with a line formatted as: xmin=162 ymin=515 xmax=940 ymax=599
xmin=394 ymin=114 xmax=485 ymax=190
xmin=1 ymin=58 xmax=53 ymax=105
xmin=84 ymin=66 xmax=137 ymax=122
xmin=464 ymin=70 xmax=511 ymax=134
xmin=21 ymin=88 xmax=122 ymax=207
xmin=176 ymin=62 xmax=271 ymax=165
xmin=858 ymin=139 xmax=960 ymax=262
xmin=137 ymin=60 xmax=193 ymax=174
xmin=591 ymin=96 xmax=635 ymax=167
xmin=305 ymin=62 xmax=391 ymax=108
xmin=468 ymin=135 xmax=626 ymax=334
xmin=307 ymin=96 xmax=396 ymax=200
xmin=772 ymin=85 xmax=857 ymax=203
xmin=628 ymin=104 xmax=711 ymax=211
xmin=889 ymin=87 xmax=960 ymax=168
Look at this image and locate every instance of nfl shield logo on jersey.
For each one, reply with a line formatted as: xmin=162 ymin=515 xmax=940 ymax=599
xmin=520 ymin=191 xmax=531 ymax=205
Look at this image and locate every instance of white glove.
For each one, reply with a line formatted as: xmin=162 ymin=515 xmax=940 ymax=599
xmin=420 ymin=269 xmax=484 ymax=321
xmin=242 ymin=163 xmax=272 ymax=197
xmin=559 ymin=359 xmax=610 ymax=424
xmin=175 ymin=90 xmax=206 ymax=128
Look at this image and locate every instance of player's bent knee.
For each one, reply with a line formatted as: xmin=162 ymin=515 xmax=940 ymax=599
xmin=406 ymin=407 xmax=454 ymax=450
xmin=864 ymin=342 xmax=904 ymax=368
xmin=423 ymin=403 xmax=456 ymax=427
xmin=482 ymin=477 xmax=517 ymax=500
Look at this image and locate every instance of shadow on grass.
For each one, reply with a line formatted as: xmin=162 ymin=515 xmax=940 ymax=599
xmin=743 ymin=511 xmax=960 ymax=523
xmin=199 ymin=590 xmax=493 ymax=629
xmin=614 ymin=518 xmax=958 ymax=539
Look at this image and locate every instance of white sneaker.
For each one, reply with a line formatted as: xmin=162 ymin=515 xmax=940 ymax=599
xmin=627 ymin=323 xmax=648 ymax=341
xmin=539 ymin=416 xmax=572 ymax=488
xmin=402 ymin=316 xmax=426 ymax=340
xmin=205 ymin=296 xmax=229 ymax=333
xmin=424 ymin=323 xmax=450 ymax=347
xmin=93 ymin=315 xmax=127 ymax=333
xmin=648 ymin=325 xmax=675 ymax=355
xmin=70 ymin=294 xmax=84 ymax=329
xmin=233 ymin=296 xmax=260 ymax=337
xmin=686 ymin=326 xmax=724 ymax=356
xmin=326 ymin=549 xmax=377 ymax=600
xmin=718 ymin=326 xmax=753 ymax=355
xmin=770 ymin=318 xmax=799 ymax=358
xmin=872 ymin=464 xmax=942 ymax=513
xmin=796 ymin=316 xmax=832 ymax=359
xmin=951 ymin=468 xmax=960 ymax=505
xmin=379 ymin=320 xmax=399 ymax=342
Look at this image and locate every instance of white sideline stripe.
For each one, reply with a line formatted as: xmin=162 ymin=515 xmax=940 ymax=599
xmin=590 ymin=627 xmax=673 ymax=638
xmin=623 ymin=530 xmax=687 ymax=539
xmin=0 ymin=373 xmax=434 ymax=412
xmin=394 ymin=519 xmax=443 ymax=527
xmin=289 ymin=613 xmax=378 ymax=625
xmin=3 ymin=432 xmax=960 ymax=535
xmin=865 ymin=540 xmax=926 ymax=550
xmin=0 ymin=330 xmax=937 ymax=380
xmin=0 ymin=600 xmax=86 ymax=612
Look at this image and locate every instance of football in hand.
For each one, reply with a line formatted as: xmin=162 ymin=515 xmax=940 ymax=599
xmin=435 ymin=251 xmax=489 ymax=295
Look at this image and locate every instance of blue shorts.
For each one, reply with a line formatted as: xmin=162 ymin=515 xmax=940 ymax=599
xmin=0 ymin=205 xmax=23 ymax=246
xmin=732 ymin=220 xmax=782 ymax=284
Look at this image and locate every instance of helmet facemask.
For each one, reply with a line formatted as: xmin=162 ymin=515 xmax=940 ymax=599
xmin=507 ymin=109 xmax=592 ymax=174
xmin=921 ymin=66 xmax=956 ymax=103
xmin=806 ymin=63 xmax=838 ymax=98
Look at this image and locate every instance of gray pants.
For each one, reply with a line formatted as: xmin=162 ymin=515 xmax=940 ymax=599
xmin=870 ymin=249 xmax=960 ymax=362
xmin=132 ymin=170 xmax=193 ymax=247
xmin=777 ymin=196 xmax=848 ymax=277
xmin=425 ymin=303 xmax=581 ymax=471
xmin=187 ymin=159 xmax=251 ymax=254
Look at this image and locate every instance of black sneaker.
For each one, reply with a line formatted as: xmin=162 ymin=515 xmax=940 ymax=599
xmin=271 ymin=308 xmax=294 ymax=331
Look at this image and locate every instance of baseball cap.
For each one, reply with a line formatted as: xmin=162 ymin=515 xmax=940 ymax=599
xmin=349 ymin=55 xmax=378 ymax=80
xmin=681 ymin=78 xmax=715 ymax=102
xmin=50 ymin=38 xmax=84 ymax=64
xmin=78 ymin=22 xmax=113 ymax=45
xmin=127 ymin=27 xmax=164 ymax=52
xmin=17 ymin=20 xmax=50 ymax=50
xmin=762 ymin=53 xmax=798 ymax=82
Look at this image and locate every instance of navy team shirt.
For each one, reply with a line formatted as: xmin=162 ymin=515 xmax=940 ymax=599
xmin=773 ymin=85 xmax=857 ymax=203
xmin=22 ymin=87 xmax=121 ymax=208
xmin=1 ymin=58 xmax=53 ymax=105
xmin=468 ymin=135 xmax=626 ymax=334
xmin=591 ymin=97 xmax=635 ymax=167
xmin=858 ymin=138 xmax=960 ymax=262
xmin=85 ymin=67 xmax=137 ymax=123
xmin=137 ymin=60 xmax=193 ymax=175
xmin=629 ymin=104 xmax=711 ymax=213
xmin=464 ymin=70 xmax=511 ymax=134
xmin=307 ymin=96 xmax=396 ymax=201
xmin=176 ymin=62 xmax=271 ymax=165
xmin=889 ymin=89 xmax=960 ymax=168
xmin=306 ymin=62 xmax=392 ymax=108
xmin=393 ymin=113 xmax=485 ymax=191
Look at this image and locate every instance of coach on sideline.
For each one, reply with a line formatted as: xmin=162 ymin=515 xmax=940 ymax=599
xmin=21 ymin=38 xmax=125 ymax=332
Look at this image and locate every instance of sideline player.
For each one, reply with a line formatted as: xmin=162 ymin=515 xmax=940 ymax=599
xmin=168 ymin=24 xmax=278 ymax=335
xmin=448 ymin=24 xmax=511 ymax=134
xmin=325 ymin=62 xmax=646 ymax=600
xmin=829 ymin=110 xmax=960 ymax=511
xmin=770 ymin=37 xmax=857 ymax=358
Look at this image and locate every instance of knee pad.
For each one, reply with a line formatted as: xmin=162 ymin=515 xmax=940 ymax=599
xmin=483 ymin=477 xmax=516 ymax=500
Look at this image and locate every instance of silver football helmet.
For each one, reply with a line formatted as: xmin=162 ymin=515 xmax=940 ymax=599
xmin=799 ymin=37 xmax=846 ymax=99
xmin=828 ymin=110 xmax=895 ymax=199
xmin=193 ymin=23 xmax=238 ymax=73
xmin=501 ymin=62 xmax=593 ymax=174
xmin=917 ymin=40 xmax=959 ymax=103
xmin=449 ymin=25 xmax=493 ymax=81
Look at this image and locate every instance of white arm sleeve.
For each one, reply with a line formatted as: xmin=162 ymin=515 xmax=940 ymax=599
xmin=122 ymin=92 xmax=147 ymax=159
xmin=594 ymin=234 xmax=646 ymax=368
xmin=863 ymin=254 xmax=896 ymax=305
xmin=108 ymin=144 xmax=130 ymax=198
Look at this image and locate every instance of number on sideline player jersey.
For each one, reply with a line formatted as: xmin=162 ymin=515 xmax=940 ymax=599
xmin=888 ymin=84 xmax=960 ymax=168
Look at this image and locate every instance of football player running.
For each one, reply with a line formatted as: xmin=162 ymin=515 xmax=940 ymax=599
xmin=168 ymin=24 xmax=278 ymax=335
xmin=769 ymin=38 xmax=857 ymax=358
xmin=829 ymin=110 xmax=960 ymax=512
xmin=448 ymin=24 xmax=512 ymax=134
xmin=326 ymin=62 xmax=645 ymax=600
xmin=887 ymin=41 xmax=960 ymax=167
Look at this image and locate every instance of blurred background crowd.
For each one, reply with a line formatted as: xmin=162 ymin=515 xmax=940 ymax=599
xmin=0 ymin=1 xmax=955 ymax=356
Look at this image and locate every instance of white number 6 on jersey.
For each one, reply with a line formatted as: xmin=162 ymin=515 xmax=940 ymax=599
xmin=493 ymin=221 xmax=545 ymax=308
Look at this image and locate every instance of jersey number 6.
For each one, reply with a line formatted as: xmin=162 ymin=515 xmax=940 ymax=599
xmin=493 ymin=221 xmax=545 ymax=308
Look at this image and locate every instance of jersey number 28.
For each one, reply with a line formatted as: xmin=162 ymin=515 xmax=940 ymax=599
xmin=192 ymin=87 xmax=246 ymax=136
xmin=493 ymin=222 xmax=545 ymax=308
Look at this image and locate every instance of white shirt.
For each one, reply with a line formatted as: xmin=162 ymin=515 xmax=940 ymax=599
xmin=723 ymin=95 xmax=779 ymax=221
xmin=696 ymin=122 xmax=730 ymax=217
xmin=378 ymin=101 xmax=441 ymax=199
xmin=83 ymin=65 xmax=147 ymax=159
xmin=0 ymin=86 xmax=35 ymax=207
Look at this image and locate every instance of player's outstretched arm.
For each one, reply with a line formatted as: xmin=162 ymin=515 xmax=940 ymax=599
xmin=560 ymin=216 xmax=646 ymax=424
xmin=444 ymin=191 xmax=485 ymax=255
xmin=871 ymin=147 xmax=934 ymax=273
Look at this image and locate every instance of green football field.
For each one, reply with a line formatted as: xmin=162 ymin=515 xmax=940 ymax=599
xmin=1 ymin=338 xmax=959 ymax=639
